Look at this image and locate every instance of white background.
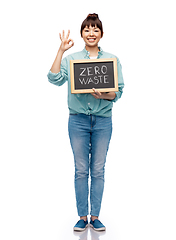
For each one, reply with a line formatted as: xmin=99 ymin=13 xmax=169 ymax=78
xmin=0 ymin=0 xmax=176 ymax=239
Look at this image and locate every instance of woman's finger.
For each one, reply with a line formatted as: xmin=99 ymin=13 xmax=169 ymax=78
xmin=59 ymin=33 xmax=62 ymax=40
xmin=62 ymin=30 xmax=65 ymax=39
xmin=92 ymin=88 xmax=101 ymax=97
xmin=66 ymin=30 xmax=70 ymax=39
xmin=68 ymin=38 xmax=74 ymax=46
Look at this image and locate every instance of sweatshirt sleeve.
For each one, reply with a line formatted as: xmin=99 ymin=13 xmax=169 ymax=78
xmin=47 ymin=57 xmax=68 ymax=86
xmin=111 ymin=57 xmax=124 ymax=103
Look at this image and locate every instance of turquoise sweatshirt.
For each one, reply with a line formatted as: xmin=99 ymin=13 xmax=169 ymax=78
xmin=47 ymin=47 xmax=124 ymax=117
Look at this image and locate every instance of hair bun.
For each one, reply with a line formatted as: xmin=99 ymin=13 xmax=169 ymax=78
xmin=87 ymin=13 xmax=99 ymax=20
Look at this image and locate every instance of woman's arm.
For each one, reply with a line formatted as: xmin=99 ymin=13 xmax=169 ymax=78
xmin=50 ymin=30 xmax=74 ymax=73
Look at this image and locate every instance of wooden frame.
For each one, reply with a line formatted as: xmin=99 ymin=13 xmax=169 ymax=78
xmin=70 ymin=58 xmax=118 ymax=94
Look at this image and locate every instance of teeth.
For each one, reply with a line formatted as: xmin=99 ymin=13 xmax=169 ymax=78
xmin=88 ymin=38 xmax=96 ymax=41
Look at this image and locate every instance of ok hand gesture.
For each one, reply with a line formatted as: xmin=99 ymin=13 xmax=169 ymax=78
xmin=59 ymin=30 xmax=74 ymax=52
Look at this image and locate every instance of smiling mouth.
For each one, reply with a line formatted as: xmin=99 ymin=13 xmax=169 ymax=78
xmin=87 ymin=38 xmax=96 ymax=42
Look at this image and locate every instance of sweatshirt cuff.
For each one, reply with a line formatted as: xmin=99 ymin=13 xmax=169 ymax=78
xmin=47 ymin=70 xmax=62 ymax=80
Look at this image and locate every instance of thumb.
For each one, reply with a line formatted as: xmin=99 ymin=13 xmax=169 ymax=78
xmin=69 ymin=39 xmax=74 ymax=47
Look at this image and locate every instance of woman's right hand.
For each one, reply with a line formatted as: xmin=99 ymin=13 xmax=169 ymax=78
xmin=50 ymin=30 xmax=74 ymax=73
xmin=59 ymin=30 xmax=74 ymax=52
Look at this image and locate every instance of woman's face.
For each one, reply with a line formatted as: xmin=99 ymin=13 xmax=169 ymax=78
xmin=82 ymin=25 xmax=102 ymax=47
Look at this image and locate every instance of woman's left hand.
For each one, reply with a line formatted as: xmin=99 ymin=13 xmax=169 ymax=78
xmin=91 ymin=88 xmax=102 ymax=99
xmin=91 ymin=88 xmax=116 ymax=100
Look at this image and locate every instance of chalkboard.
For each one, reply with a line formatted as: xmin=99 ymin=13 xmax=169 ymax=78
xmin=70 ymin=58 xmax=118 ymax=94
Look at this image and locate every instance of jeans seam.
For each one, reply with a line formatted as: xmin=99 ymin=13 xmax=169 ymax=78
xmin=91 ymin=115 xmax=96 ymax=130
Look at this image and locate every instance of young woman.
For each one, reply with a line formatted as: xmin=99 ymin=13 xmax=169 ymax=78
xmin=47 ymin=13 xmax=124 ymax=232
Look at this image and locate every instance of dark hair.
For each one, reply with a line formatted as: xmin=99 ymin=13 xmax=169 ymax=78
xmin=80 ymin=13 xmax=103 ymax=37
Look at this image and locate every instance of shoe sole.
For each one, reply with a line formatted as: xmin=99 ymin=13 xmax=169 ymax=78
xmin=73 ymin=225 xmax=88 ymax=232
xmin=90 ymin=224 xmax=106 ymax=231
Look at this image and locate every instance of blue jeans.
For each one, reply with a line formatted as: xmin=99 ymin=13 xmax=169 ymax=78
xmin=68 ymin=114 xmax=112 ymax=217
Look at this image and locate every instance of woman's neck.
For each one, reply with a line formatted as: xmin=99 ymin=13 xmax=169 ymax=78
xmin=85 ymin=45 xmax=99 ymax=57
